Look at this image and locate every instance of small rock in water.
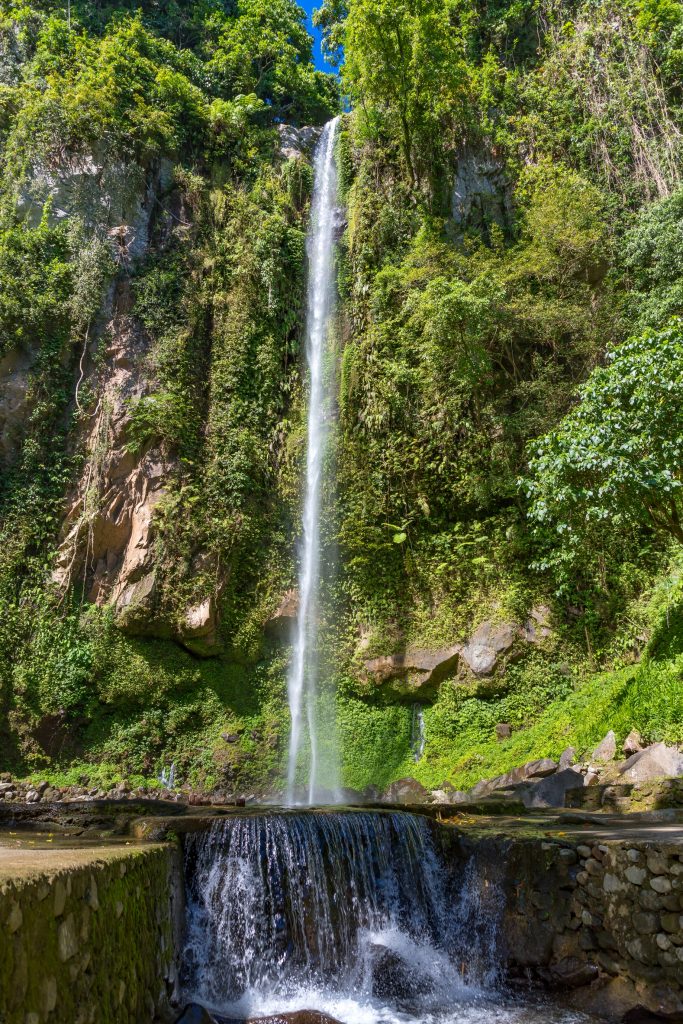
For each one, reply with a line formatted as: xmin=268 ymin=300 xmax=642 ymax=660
xmin=243 ymin=1014 xmax=344 ymax=1024
xmin=175 ymin=1004 xmax=218 ymax=1024
xmin=370 ymin=943 xmax=435 ymax=1001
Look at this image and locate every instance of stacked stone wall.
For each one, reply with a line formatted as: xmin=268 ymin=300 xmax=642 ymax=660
xmin=0 ymin=844 xmax=183 ymax=1024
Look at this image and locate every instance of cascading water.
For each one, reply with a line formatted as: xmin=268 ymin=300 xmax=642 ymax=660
xmin=181 ymin=810 xmax=496 ymax=1021
xmin=286 ymin=117 xmax=341 ymax=806
xmin=181 ymin=811 xmax=596 ymax=1024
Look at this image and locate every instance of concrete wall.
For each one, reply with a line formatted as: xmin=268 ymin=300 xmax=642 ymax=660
xmin=0 ymin=843 xmax=183 ymax=1024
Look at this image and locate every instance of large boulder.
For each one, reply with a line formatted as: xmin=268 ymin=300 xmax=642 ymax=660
xmin=592 ymin=731 xmax=617 ymax=762
xmin=278 ymin=124 xmax=323 ymax=160
xmin=363 ymin=646 xmax=460 ymax=699
xmin=469 ymin=758 xmax=559 ymax=799
xmin=460 ymin=620 xmax=515 ymax=677
xmin=179 ymin=597 xmax=218 ymax=656
xmin=619 ymin=742 xmax=683 ymax=784
xmin=519 ymin=768 xmax=586 ymax=809
xmin=266 ymin=589 xmax=299 ymax=640
xmin=382 ymin=777 xmax=432 ymax=805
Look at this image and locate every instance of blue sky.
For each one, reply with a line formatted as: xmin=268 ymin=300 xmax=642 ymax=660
xmin=300 ymin=0 xmax=328 ymax=71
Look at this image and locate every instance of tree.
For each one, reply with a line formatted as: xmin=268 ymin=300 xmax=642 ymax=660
xmin=207 ymin=0 xmax=338 ymax=124
xmin=523 ymin=320 xmax=683 ymax=575
xmin=342 ymin=0 xmax=468 ymax=187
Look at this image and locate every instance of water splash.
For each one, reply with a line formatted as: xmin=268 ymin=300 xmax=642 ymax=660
xmin=286 ymin=117 xmax=341 ymax=805
xmin=181 ymin=810 xmax=596 ymax=1024
xmin=181 ymin=811 xmax=475 ymax=1013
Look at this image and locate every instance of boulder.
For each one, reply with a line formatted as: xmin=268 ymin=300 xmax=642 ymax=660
xmin=266 ymin=589 xmax=299 ymax=640
xmin=520 ymin=768 xmax=585 ymax=809
xmin=460 ymin=620 xmax=515 ymax=677
xmin=370 ymin=944 xmax=434 ymax=1001
xmin=363 ymin=646 xmax=460 ymax=699
xmin=549 ymin=957 xmax=600 ymax=989
xmin=496 ymin=723 xmax=512 ymax=741
xmin=619 ymin=742 xmax=683 ymax=784
xmin=559 ymin=746 xmax=576 ymax=770
xmin=526 ymin=758 xmax=558 ymax=778
xmin=244 ymin=1015 xmax=343 ymax=1024
xmin=175 ymin=1004 xmax=217 ymax=1024
xmin=278 ymin=124 xmax=323 ymax=160
xmin=382 ymin=778 xmax=432 ymax=805
xmin=592 ymin=731 xmax=617 ymax=762
xmin=469 ymin=758 xmax=558 ymax=799
xmin=623 ymin=729 xmax=644 ymax=756
xmin=180 ymin=597 xmax=218 ymax=656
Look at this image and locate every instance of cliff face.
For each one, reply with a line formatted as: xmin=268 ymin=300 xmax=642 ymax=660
xmin=1 ymin=0 xmax=682 ymax=794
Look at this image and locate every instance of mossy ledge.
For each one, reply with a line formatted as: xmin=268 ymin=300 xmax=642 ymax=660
xmin=0 ymin=842 xmax=183 ymax=1024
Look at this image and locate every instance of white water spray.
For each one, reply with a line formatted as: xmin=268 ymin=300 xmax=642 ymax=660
xmin=286 ymin=117 xmax=341 ymax=805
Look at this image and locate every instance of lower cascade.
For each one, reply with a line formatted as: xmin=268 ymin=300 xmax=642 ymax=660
xmin=180 ymin=811 xmax=588 ymax=1024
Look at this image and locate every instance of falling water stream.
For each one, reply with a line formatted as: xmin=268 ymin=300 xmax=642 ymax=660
xmin=182 ymin=117 xmax=597 ymax=1024
xmin=286 ymin=117 xmax=341 ymax=805
xmin=181 ymin=811 xmax=596 ymax=1024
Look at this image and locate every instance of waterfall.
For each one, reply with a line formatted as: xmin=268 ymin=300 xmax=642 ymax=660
xmin=181 ymin=810 xmax=503 ymax=1023
xmin=287 ymin=117 xmax=341 ymax=805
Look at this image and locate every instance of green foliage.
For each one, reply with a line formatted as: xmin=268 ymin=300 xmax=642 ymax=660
xmin=622 ymin=187 xmax=683 ymax=329
xmin=524 ymin=321 xmax=683 ymax=585
xmin=0 ymin=217 xmax=72 ymax=357
xmin=342 ymin=0 xmax=470 ymax=191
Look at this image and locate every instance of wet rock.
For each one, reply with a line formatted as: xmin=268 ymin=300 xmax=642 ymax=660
xmin=244 ymin=1014 xmax=344 ymax=1024
xmin=370 ymin=944 xmax=435 ymax=1001
xmin=382 ymin=778 xmax=432 ymax=804
xmin=622 ymin=1009 xmax=683 ymax=1023
xmin=266 ymin=589 xmax=299 ymax=640
xmin=592 ymin=731 xmax=617 ymax=762
xmin=548 ymin=956 xmax=600 ymax=989
xmin=460 ymin=620 xmax=515 ymax=677
xmin=175 ymin=1005 xmax=218 ymax=1024
xmin=363 ymin=646 xmax=460 ymax=699
xmin=623 ymin=730 xmax=644 ymax=756
xmin=619 ymin=742 xmax=683 ymax=784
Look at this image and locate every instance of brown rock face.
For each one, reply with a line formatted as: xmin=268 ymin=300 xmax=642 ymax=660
xmin=363 ymin=646 xmax=460 ymax=699
xmin=51 ymin=288 xmax=220 ymax=655
xmin=52 ymin=304 xmax=169 ymax=625
xmin=266 ymin=589 xmax=299 ymax=640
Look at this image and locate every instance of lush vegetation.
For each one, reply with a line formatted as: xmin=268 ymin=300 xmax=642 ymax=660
xmin=1 ymin=0 xmax=683 ymax=793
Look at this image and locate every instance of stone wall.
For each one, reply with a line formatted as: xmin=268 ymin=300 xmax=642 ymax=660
xmin=443 ymin=829 xmax=683 ymax=1019
xmin=0 ymin=843 xmax=183 ymax=1024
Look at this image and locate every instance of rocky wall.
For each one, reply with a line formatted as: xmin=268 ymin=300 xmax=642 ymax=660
xmin=0 ymin=843 xmax=183 ymax=1024
xmin=443 ymin=830 xmax=683 ymax=1019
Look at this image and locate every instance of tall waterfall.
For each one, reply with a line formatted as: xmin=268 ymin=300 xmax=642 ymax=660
xmin=181 ymin=810 xmax=501 ymax=1022
xmin=286 ymin=117 xmax=341 ymax=805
